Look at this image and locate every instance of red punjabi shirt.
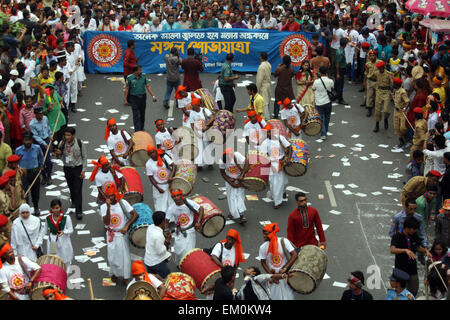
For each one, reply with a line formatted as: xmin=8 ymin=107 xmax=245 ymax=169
xmin=123 ymin=48 xmax=138 ymax=78
xmin=287 ymin=207 xmax=326 ymax=248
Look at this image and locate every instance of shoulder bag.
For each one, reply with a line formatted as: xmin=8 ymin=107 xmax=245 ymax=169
xmin=20 ymin=220 xmax=44 ymax=258
xmin=318 ymin=75 xmax=337 ymax=102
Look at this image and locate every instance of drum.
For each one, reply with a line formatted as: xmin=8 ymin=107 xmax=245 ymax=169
xmin=287 ymin=245 xmax=327 ymax=294
xmin=241 ymin=151 xmax=271 ymax=192
xmin=303 ymin=104 xmax=322 ymax=136
xmin=207 ymin=110 xmax=236 ymax=144
xmin=163 ymin=272 xmax=196 ymax=300
xmin=195 ymin=88 xmax=219 ymax=112
xmin=125 ymin=280 xmax=160 ymax=300
xmin=179 ymin=248 xmax=221 ymax=292
xmin=130 ymin=131 xmax=155 ymax=167
xmin=283 ymin=139 xmax=310 ymax=177
xmin=128 ymin=202 xmax=154 ymax=249
xmin=190 ymin=196 xmax=225 ymax=238
xmin=121 ymin=166 xmax=144 ymax=205
xmin=171 ymin=159 xmax=197 ymax=196
xmin=267 ymin=119 xmax=288 ymax=140
xmin=31 ymin=255 xmax=67 ymax=300
xmin=172 ymin=126 xmax=198 ymax=161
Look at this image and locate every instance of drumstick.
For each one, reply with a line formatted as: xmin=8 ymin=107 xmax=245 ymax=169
xmin=87 ymin=278 xmax=95 ymax=300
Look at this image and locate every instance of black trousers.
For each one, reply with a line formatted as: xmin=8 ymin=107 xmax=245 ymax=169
xmin=129 ymin=94 xmax=147 ymax=132
xmin=22 ymin=167 xmax=40 ymax=208
xmin=64 ymin=165 xmax=83 ymax=214
xmin=220 ymin=85 xmax=236 ymax=113
xmin=357 ymin=56 xmax=366 ymax=83
xmin=335 ymin=68 xmax=346 ymax=101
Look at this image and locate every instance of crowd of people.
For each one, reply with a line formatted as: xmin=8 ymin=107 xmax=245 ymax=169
xmin=0 ymin=0 xmax=449 ymax=301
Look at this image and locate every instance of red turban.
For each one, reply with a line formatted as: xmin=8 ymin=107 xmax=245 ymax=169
xmin=174 ymin=85 xmax=187 ymax=100
xmin=131 ymin=260 xmax=153 ymax=284
xmin=0 ymin=242 xmax=12 ymax=269
xmin=368 ymin=50 xmax=377 ymax=55
xmin=171 ymin=189 xmax=183 ymax=199
xmin=89 ymin=156 xmax=109 ymax=182
xmin=221 ymin=229 xmax=245 ymax=266
xmin=0 ymin=215 xmax=8 ymax=227
xmin=146 ymin=146 xmax=164 ymax=167
xmin=393 ymin=78 xmax=403 ymax=86
xmin=4 ymin=170 xmax=16 ymax=179
xmin=191 ymin=97 xmax=201 ymax=106
xmin=104 ymin=118 xmax=117 ymax=141
xmin=361 ymin=42 xmax=370 ymax=49
xmin=263 ymin=223 xmax=280 ymax=257
xmin=428 ymin=170 xmax=442 ymax=178
xmin=42 ymin=288 xmax=69 ymax=300
xmin=104 ymin=184 xmax=123 ymax=202
xmin=376 ymin=61 xmax=385 ymax=68
xmin=6 ymin=155 xmax=20 ymax=163
xmin=277 ymin=97 xmax=291 ymax=109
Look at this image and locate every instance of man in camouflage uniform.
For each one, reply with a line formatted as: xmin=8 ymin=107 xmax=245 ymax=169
xmin=392 ymin=78 xmax=410 ymax=148
xmin=373 ymin=60 xmax=393 ymax=132
xmin=363 ymin=50 xmax=380 ymax=118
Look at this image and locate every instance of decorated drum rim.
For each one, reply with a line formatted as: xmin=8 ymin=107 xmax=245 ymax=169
xmin=171 ymin=177 xmax=193 ymax=195
xmin=31 ymin=282 xmax=65 ymax=300
xmin=283 ymin=164 xmax=307 ymax=177
xmin=164 ymin=272 xmax=197 ymax=299
xmin=241 ymin=177 xmax=267 ymax=191
xmin=200 ymin=214 xmax=226 ymax=238
xmin=201 ymin=269 xmax=222 ymax=292
xmin=128 ymin=225 xmax=149 ymax=249
xmin=37 ymin=254 xmax=66 ymax=268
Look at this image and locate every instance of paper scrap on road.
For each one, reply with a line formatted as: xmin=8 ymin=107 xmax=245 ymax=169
xmin=98 ymin=262 xmax=108 ymax=269
xmin=322 ymin=224 xmax=329 ymax=231
xmin=359 ymin=156 xmax=369 ymax=160
xmin=332 ymin=172 xmax=340 ymax=177
xmin=102 ymin=278 xmax=116 ymax=286
xmin=75 ymin=224 xmax=86 ymax=230
xmin=341 ymin=120 xmax=349 ymax=124
xmin=355 ymin=143 xmax=365 ymax=148
xmin=383 ymin=161 xmax=393 ymax=164
xmin=351 ymin=134 xmax=359 ymax=138
xmin=348 ymin=184 xmax=358 ymax=189
xmin=91 ymin=237 xmax=105 ymax=243
xmin=95 ymin=102 xmax=102 ymax=105
xmin=355 ymin=193 xmax=367 ymax=197
xmin=334 ymin=184 xmax=345 ymax=189
xmin=332 ymin=143 xmax=346 ymax=148
xmin=81 ymin=118 xmax=90 ymax=121
xmin=371 ymin=191 xmax=383 ymax=196
xmin=84 ymin=209 xmax=96 ymax=215
xmin=98 ymin=117 xmax=107 ymax=121
xmin=333 ymin=281 xmax=347 ymax=288
xmin=378 ymin=144 xmax=389 ymax=148
xmin=225 ymin=220 xmax=235 ymax=225
xmin=74 ymin=255 xmax=90 ymax=263
xmin=94 ymin=242 xmax=107 ymax=249
xmin=259 ymin=221 xmax=272 ymax=226
xmin=351 ymin=147 xmax=362 ymax=152
xmin=108 ymin=109 xmax=119 ymax=113
xmin=342 ymin=190 xmax=352 ymax=195
xmin=77 ymin=230 xmax=90 ymax=235
xmin=89 ymin=202 xmax=98 ymax=207
xmin=323 ymin=274 xmax=330 ymax=280
xmin=329 ymin=210 xmax=342 ymax=215
xmin=344 ymin=105 xmax=351 ymax=109
xmin=91 ymin=257 xmax=104 ymax=263
xmin=370 ymin=153 xmax=380 ymax=159
xmin=46 ymin=191 xmax=61 ymax=196
xmin=262 ymin=197 xmax=273 ymax=203
xmin=343 ymin=162 xmax=351 ymax=166
xmin=318 ymin=194 xmax=324 ymax=199
xmin=70 ymin=278 xmax=84 ymax=284
xmin=286 ymin=186 xmax=309 ymax=193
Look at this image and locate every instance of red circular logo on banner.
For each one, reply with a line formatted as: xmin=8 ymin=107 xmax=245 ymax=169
xmin=279 ymin=34 xmax=311 ymax=66
xmin=88 ymin=34 xmax=123 ymax=68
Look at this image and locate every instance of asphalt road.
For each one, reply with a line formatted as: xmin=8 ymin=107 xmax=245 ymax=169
xmin=34 ymin=72 xmax=429 ymax=300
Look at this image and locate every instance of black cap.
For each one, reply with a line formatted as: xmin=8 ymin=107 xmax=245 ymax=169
xmin=389 ymin=268 xmax=410 ymax=282
xmin=33 ymin=106 xmax=43 ymax=114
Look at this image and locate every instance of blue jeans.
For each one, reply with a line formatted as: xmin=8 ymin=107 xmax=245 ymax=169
xmin=346 ymin=61 xmax=357 ymax=82
xmin=145 ymin=260 xmax=171 ymax=279
xmin=316 ymin=102 xmax=332 ymax=136
xmin=163 ymin=79 xmax=180 ymax=105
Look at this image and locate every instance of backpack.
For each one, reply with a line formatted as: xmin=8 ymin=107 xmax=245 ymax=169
xmin=60 ymin=137 xmax=83 ymax=159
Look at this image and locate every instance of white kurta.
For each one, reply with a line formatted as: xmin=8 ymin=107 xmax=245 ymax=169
xmin=145 ymin=154 xmax=174 ymax=212
xmin=11 ymin=215 xmax=43 ymax=262
xmin=40 ymin=214 xmax=74 ymax=273
xmin=0 ymin=256 xmax=40 ymax=300
xmin=178 ymin=92 xmax=201 ymax=127
xmin=155 ymin=130 xmax=175 ymax=159
xmin=100 ymin=200 xmax=133 ymax=279
xmin=107 ymin=130 xmax=131 ymax=166
xmin=258 ymin=238 xmax=295 ymax=300
xmin=65 ymin=50 xmax=79 ymax=104
xmin=280 ymin=104 xmax=304 ymax=139
xmin=189 ymin=108 xmax=212 ymax=167
xmin=166 ymin=199 xmax=200 ymax=264
xmin=219 ymin=152 xmax=246 ymax=219
xmin=74 ymin=42 xmax=86 ymax=84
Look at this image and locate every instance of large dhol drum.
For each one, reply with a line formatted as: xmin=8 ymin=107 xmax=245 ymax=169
xmin=241 ymin=151 xmax=271 ymax=192
xmin=287 ymin=245 xmax=327 ymax=294
xmin=121 ymin=166 xmax=144 ymax=205
xmin=128 ymin=202 xmax=154 ymax=249
xmin=31 ymin=255 xmax=67 ymax=300
xmin=171 ymin=159 xmax=197 ymax=196
xmin=190 ymin=196 xmax=225 ymax=238
xmin=172 ymin=126 xmax=199 ymax=161
xmin=267 ymin=119 xmax=288 ymax=140
xmin=163 ymin=272 xmax=196 ymax=300
xmin=130 ymin=131 xmax=155 ymax=167
xmin=303 ymin=104 xmax=322 ymax=136
xmin=206 ymin=110 xmax=236 ymax=144
xmin=125 ymin=280 xmax=160 ymax=300
xmin=179 ymin=248 xmax=221 ymax=292
xmin=195 ymin=88 xmax=219 ymax=112
xmin=284 ymin=139 xmax=310 ymax=177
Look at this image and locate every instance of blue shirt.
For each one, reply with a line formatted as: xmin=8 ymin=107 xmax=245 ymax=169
xmin=162 ymin=22 xmax=181 ymax=31
xmin=29 ymin=116 xmax=52 ymax=147
xmin=377 ymin=44 xmax=392 ymax=62
xmin=389 ymin=211 xmax=427 ymax=247
xmin=385 ymin=289 xmax=415 ymax=300
xmin=15 ymin=144 xmax=44 ymax=169
xmin=405 ymin=160 xmax=424 ymax=183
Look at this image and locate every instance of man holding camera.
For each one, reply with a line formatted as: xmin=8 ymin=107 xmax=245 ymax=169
xmin=181 ymin=47 xmax=203 ymax=92
xmin=163 ymin=48 xmax=182 ymax=109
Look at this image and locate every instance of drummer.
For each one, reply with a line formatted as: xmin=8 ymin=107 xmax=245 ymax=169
xmin=0 ymin=242 xmax=42 ymax=300
xmin=259 ymin=223 xmax=296 ymax=300
xmin=42 ymin=286 xmax=71 ymax=300
xmin=188 ymin=97 xmax=214 ymax=170
xmin=166 ymin=190 xmax=204 ymax=265
xmin=280 ymin=97 xmax=306 ymax=139
xmin=145 ymin=146 xmax=176 ymax=212
xmin=127 ymin=260 xmax=167 ymax=298
xmin=220 ymin=148 xmax=247 ymax=224
xmin=174 ymin=85 xmax=201 ymax=128
xmin=89 ymin=155 xmax=125 ymax=206
xmin=100 ymin=184 xmax=139 ymax=285
xmin=211 ymin=228 xmax=246 ymax=268
xmin=154 ymin=119 xmax=180 ymax=159
xmin=257 ymin=124 xmax=292 ymax=209
xmin=242 ymin=110 xmax=266 ymax=149
xmin=105 ymin=118 xmax=134 ymax=167
xmin=235 ymin=83 xmax=266 ymax=119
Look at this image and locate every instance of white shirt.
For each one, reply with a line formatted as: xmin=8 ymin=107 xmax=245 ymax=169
xmin=189 ymin=108 xmax=213 ymax=140
xmin=0 ymin=256 xmax=40 ymax=300
xmin=144 ymin=224 xmax=172 ymax=267
xmin=178 ymin=92 xmax=201 ymax=127
xmin=258 ymin=238 xmax=295 ymax=273
xmin=281 ymin=105 xmax=304 ymax=128
xmin=145 ymin=154 xmax=173 ymax=185
xmin=166 ymin=199 xmax=200 ymax=233
xmin=423 ymin=141 xmax=450 ymax=175
xmin=258 ymin=136 xmax=291 ymax=174
xmin=218 ymin=21 xmax=232 ymax=29
xmin=312 ymin=76 xmax=334 ymax=106
xmin=95 ymin=170 xmax=123 ymax=193
xmin=100 ymin=200 xmax=133 ymax=234
xmin=331 ymin=28 xmax=346 ymax=50
xmin=260 ymin=17 xmax=277 ymax=29
xmin=150 ymin=24 xmax=163 ymax=32
xmin=155 ymin=130 xmax=175 ymax=152
xmin=219 ymin=151 xmax=245 ymax=179
xmin=133 ymin=23 xmax=150 ymax=33
xmin=427 ymin=112 xmax=439 ymax=131
xmin=243 ymin=119 xmax=267 ymax=143
xmin=246 ymin=22 xmax=261 ymax=29
xmin=212 ymin=242 xmax=236 ymax=267
xmin=107 ymin=130 xmax=131 ymax=157
xmin=345 ymin=29 xmax=359 ymax=62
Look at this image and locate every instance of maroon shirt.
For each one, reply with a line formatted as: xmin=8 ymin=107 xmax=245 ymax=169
xmin=181 ymin=57 xmax=203 ymax=91
xmin=287 ymin=207 xmax=326 ymax=248
xmin=123 ymin=48 xmax=137 ymax=77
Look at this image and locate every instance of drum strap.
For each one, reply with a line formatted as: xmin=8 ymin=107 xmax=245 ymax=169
xmin=280 ymin=237 xmax=298 ymax=272
xmin=120 ymin=129 xmax=130 ymax=145
xmin=118 ymin=199 xmax=131 ymax=220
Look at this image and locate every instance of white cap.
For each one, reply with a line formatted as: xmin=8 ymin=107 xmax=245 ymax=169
xmin=10 ymin=70 xmax=19 ymax=76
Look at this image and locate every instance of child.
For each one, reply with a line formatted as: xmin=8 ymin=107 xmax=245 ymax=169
xmin=430 ymin=240 xmax=448 ymax=262
xmin=388 ymin=48 xmax=402 ymax=79
xmin=404 ymin=149 xmax=424 ymax=184
xmin=40 ymin=199 xmax=74 ymax=273
xmin=213 ymin=76 xmax=224 ymax=109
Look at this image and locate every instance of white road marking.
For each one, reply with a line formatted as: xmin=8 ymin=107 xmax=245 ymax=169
xmin=324 ymin=180 xmax=337 ymax=207
xmin=168 ymin=100 xmax=174 ymax=118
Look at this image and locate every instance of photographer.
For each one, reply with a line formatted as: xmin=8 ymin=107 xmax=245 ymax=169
xmin=163 ymin=48 xmax=182 ymax=109
xmin=181 ymin=47 xmax=203 ymax=92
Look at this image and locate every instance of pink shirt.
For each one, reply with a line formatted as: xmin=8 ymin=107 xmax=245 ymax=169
xmin=20 ymin=107 xmax=35 ymax=130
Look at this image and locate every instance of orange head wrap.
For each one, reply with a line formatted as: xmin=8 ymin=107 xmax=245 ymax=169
xmin=171 ymin=189 xmax=183 ymax=199
xmin=277 ymin=97 xmax=291 ymax=109
xmin=155 ymin=119 xmax=165 ymax=132
xmin=221 ymin=229 xmax=245 ymax=266
xmin=131 ymin=260 xmax=152 ymax=284
xmin=104 ymin=184 xmax=123 ymax=202
xmin=262 ymin=124 xmax=274 ymax=131
xmin=146 ymin=145 xmax=164 ymax=167
xmin=89 ymin=155 xmax=109 ymax=182
xmin=42 ymin=288 xmax=69 ymax=300
xmin=263 ymin=223 xmax=280 ymax=257
xmin=244 ymin=110 xmax=263 ymax=124
xmin=433 ymin=77 xmax=442 ymax=86
xmin=104 ymin=118 xmax=117 ymax=141
xmin=174 ymin=85 xmax=187 ymax=100
xmin=0 ymin=242 xmax=12 ymax=269
xmin=191 ymin=97 xmax=201 ymax=106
